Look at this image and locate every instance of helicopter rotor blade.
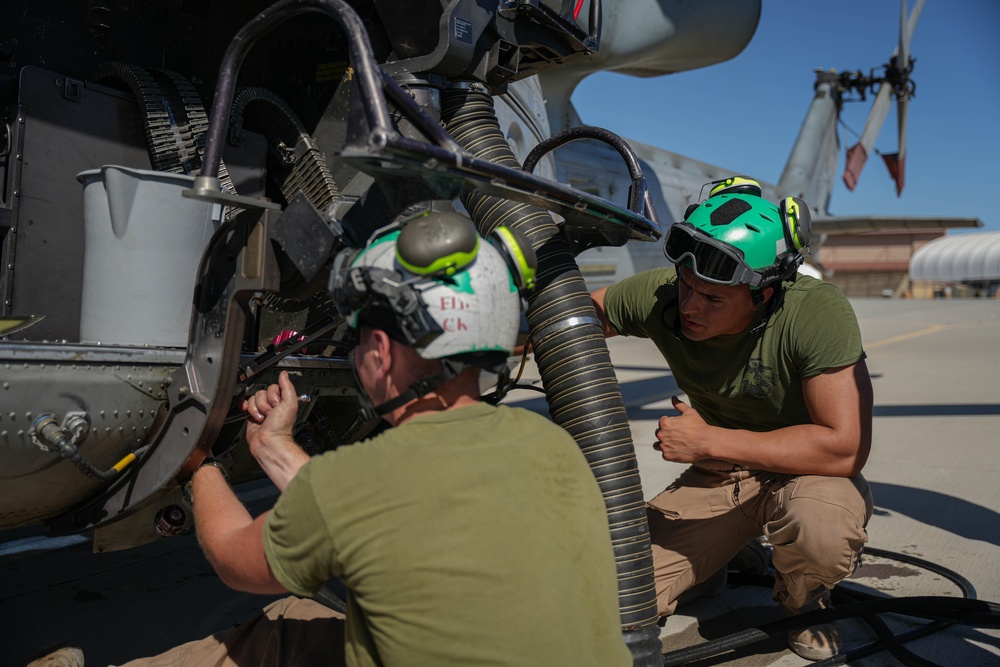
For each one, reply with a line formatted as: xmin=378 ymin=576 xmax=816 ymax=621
xmin=842 ymin=0 xmax=924 ymax=193
xmin=881 ymin=95 xmax=907 ymax=197
xmin=843 ymin=83 xmax=892 ymax=191
xmin=900 ymin=0 xmax=925 ymax=61
xmin=898 ymin=0 xmax=910 ymax=68
xmin=886 ymin=0 xmax=923 ymax=196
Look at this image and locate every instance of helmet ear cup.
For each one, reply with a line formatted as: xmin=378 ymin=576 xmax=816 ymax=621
xmin=776 ymin=197 xmax=811 ymax=281
xmin=489 ymin=225 xmax=537 ymax=290
xmin=779 ymin=196 xmax=812 ymax=252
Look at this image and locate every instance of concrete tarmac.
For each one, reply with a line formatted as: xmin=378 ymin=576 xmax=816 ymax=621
xmin=2 ymin=298 xmax=999 ymax=666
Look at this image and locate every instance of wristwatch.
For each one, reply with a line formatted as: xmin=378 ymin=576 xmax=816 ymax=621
xmin=198 ymin=457 xmax=229 ymax=483
xmin=183 ymin=457 xmax=230 ymax=505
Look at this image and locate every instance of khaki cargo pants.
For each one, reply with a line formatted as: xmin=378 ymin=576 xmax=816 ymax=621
xmin=646 ymin=465 xmax=873 ymax=616
xmin=114 ymin=597 xmax=344 ymax=667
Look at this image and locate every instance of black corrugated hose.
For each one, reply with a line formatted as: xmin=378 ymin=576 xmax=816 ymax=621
xmin=440 ymin=84 xmax=662 ymax=665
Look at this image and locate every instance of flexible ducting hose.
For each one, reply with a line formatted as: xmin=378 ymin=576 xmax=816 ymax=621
xmin=440 ymin=84 xmax=661 ymax=663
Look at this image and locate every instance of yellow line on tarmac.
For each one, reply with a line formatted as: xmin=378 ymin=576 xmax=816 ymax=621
xmin=866 ymin=324 xmax=949 ymax=350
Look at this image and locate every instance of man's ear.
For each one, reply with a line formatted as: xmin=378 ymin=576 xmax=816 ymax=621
xmin=752 ymin=286 xmax=775 ymax=310
xmin=371 ymin=329 xmax=393 ymax=374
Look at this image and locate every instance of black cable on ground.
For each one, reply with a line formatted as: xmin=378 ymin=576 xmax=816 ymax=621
xmin=815 ymin=619 xmax=954 ymax=667
xmin=725 ymin=573 xmax=952 ymax=666
xmin=863 ymin=546 xmax=977 ymax=599
xmin=661 ymin=547 xmax=999 ymax=666
xmin=822 ymin=587 xmax=946 ymax=667
xmin=663 ymin=597 xmax=1000 ymax=666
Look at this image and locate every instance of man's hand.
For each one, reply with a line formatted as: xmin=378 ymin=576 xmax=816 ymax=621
xmin=654 ymin=396 xmax=711 ymax=463
xmin=653 ymin=362 xmax=873 ymax=476
xmin=242 ymin=370 xmax=310 ymax=492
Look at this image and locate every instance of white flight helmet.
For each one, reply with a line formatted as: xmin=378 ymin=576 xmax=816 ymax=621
xmin=331 ymin=210 xmax=535 ymax=371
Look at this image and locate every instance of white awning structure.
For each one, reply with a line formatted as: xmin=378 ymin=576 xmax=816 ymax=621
xmin=909 ymin=232 xmax=1000 ymax=282
xmin=799 ymin=262 xmax=823 ymax=280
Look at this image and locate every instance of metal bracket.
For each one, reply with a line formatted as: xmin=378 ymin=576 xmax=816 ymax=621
xmin=62 ymin=77 xmax=85 ymax=101
xmin=191 ymin=0 xmax=659 ymax=250
xmin=269 ymin=192 xmax=341 ymax=282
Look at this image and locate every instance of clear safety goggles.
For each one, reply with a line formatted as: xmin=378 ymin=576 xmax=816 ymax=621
xmin=663 ymin=223 xmax=764 ymax=287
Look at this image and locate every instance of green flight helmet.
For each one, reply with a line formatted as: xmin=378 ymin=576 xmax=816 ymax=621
xmin=675 ymin=178 xmax=806 ymax=287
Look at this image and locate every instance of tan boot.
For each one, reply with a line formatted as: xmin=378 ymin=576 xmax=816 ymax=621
xmin=25 ymin=646 xmax=84 ymax=667
xmin=783 ymin=591 xmax=842 ymax=661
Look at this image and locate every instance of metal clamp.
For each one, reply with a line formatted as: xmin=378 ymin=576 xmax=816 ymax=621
xmin=529 ymin=315 xmax=602 ymax=348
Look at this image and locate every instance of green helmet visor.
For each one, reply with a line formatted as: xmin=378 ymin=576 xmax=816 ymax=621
xmin=664 ymin=223 xmax=765 ymax=288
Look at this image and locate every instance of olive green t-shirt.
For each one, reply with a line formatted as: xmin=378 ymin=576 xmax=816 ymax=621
xmin=263 ymin=402 xmax=630 ymax=667
xmin=603 ymin=268 xmax=865 ymax=432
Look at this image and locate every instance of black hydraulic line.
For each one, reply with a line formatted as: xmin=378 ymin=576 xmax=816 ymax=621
xmin=49 ymin=435 xmax=119 ymax=481
xmin=662 ymin=626 xmax=770 ymax=666
xmin=440 ymin=84 xmax=662 ymax=665
xmin=588 ymin=0 xmax=603 ymax=46
xmin=33 ymin=416 xmax=145 ymax=481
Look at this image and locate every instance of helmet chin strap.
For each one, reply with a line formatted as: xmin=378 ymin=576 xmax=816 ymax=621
xmin=749 ymin=254 xmax=799 ymax=333
xmin=349 ymin=355 xmax=480 ymax=422
xmin=370 ymin=360 xmax=463 ymax=417
xmin=749 ymin=284 xmax=786 ymax=336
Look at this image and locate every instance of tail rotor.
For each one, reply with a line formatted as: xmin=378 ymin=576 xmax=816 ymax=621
xmin=842 ymin=0 xmax=924 ymax=196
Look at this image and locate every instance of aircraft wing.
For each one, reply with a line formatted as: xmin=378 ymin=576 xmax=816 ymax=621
xmin=812 ymin=215 xmax=983 ymax=235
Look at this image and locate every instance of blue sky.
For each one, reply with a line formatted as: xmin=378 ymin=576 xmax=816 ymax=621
xmin=572 ymin=0 xmax=1000 ymax=234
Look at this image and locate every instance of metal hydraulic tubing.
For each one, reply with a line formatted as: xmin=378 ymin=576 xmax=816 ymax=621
xmin=441 ymin=86 xmax=661 ymax=663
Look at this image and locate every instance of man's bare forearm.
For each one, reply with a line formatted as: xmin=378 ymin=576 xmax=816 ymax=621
xmin=694 ymin=422 xmax=869 ymax=477
xmin=192 ymin=465 xmax=288 ymax=594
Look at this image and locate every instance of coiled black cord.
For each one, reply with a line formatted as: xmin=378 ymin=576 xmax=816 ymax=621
xmin=661 ymin=547 xmax=998 ymax=666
